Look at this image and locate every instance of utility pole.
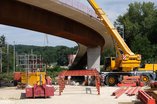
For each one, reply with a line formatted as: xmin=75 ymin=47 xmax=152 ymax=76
xmin=13 ymin=41 xmax=16 ymax=72
xmin=0 ymin=35 xmax=5 ymax=73
xmin=7 ymin=43 xmax=9 ymax=74
xmin=0 ymin=48 xmax=2 ymax=73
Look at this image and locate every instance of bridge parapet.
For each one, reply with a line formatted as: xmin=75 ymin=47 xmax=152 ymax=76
xmin=59 ymin=0 xmax=98 ymax=18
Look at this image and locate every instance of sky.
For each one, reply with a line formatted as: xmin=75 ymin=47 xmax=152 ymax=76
xmin=0 ymin=0 xmax=156 ymax=47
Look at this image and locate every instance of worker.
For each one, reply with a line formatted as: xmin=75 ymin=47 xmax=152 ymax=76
xmin=67 ymin=76 xmax=71 ymax=85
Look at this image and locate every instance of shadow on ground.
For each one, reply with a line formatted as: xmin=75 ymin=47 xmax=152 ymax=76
xmin=20 ymin=93 xmax=26 ymax=99
xmin=118 ymin=100 xmax=142 ymax=104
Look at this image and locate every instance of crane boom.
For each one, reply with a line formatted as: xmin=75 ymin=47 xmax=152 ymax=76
xmin=87 ymin=0 xmax=141 ymax=71
xmin=87 ymin=0 xmax=134 ymax=55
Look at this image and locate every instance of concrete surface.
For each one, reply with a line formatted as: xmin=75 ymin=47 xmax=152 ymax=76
xmin=0 ymin=85 xmax=140 ymax=104
xmin=87 ymin=46 xmax=101 ymax=71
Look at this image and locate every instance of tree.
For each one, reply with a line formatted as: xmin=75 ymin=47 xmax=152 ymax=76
xmin=0 ymin=35 xmax=5 ymax=47
xmin=56 ymin=46 xmax=71 ymax=66
xmin=116 ymin=2 xmax=157 ymax=62
xmin=15 ymin=45 xmax=78 ymax=66
xmin=130 ymin=35 xmax=154 ymax=61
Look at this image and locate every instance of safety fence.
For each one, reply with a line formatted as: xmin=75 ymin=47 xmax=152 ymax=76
xmin=59 ymin=0 xmax=98 ymax=18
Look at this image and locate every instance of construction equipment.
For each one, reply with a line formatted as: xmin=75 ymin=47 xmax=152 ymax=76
xmin=13 ymin=72 xmax=21 ymax=86
xmin=24 ymin=70 xmax=54 ymax=98
xmin=13 ymin=71 xmax=53 ymax=89
xmin=21 ymin=72 xmax=46 ymax=86
xmin=25 ymin=76 xmax=54 ymax=98
xmin=13 ymin=72 xmax=47 ymax=86
xmin=26 ymin=84 xmax=54 ymax=98
xmin=13 ymin=70 xmax=54 ymax=98
xmin=87 ymin=0 xmax=157 ymax=86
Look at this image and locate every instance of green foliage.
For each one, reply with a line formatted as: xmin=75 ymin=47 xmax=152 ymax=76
xmin=101 ymin=48 xmax=115 ymax=65
xmin=0 ymin=43 xmax=77 ymax=73
xmin=0 ymin=73 xmax=13 ymax=82
xmin=0 ymin=35 xmax=5 ymax=47
xmin=131 ymin=35 xmax=154 ymax=61
xmin=15 ymin=45 xmax=78 ymax=66
xmin=46 ymin=66 xmax=67 ymax=83
xmin=116 ymin=1 xmax=157 ymax=63
xmin=1 ymin=44 xmax=15 ymax=73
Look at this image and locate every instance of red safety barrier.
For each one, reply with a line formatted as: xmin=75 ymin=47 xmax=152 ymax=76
xmin=138 ymin=90 xmax=155 ymax=104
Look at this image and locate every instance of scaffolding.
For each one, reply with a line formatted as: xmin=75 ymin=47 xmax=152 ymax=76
xmin=16 ymin=54 xmax=45 ymax=72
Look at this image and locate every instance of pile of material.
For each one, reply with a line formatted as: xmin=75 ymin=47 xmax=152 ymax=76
xmin=143 ymin=81 xmax=157 ymax=103
xmin=112 ymin=85 xmax=156 ymax=104
xmin=138 ymin=90 xmax=156 ymax=104
xmin=117 ymin=76 xmax=144 ymax=87
xmin=112 ymin=87 xmax=141 ymax=98
xmin=150 ymin=81 xmax=157 ymax=88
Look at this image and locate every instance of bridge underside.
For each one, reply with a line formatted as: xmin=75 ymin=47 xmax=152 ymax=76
xmin=0 ymin=0 xmax=105 ymax=70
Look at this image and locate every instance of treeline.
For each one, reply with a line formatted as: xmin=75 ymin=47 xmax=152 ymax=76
xmin=115 ymin=2 xmax=157 ymax=63
xmin=1 ymin=45 xmax=78 ymax=73
xmin=15 ymin=45 xmax=78 ymax=66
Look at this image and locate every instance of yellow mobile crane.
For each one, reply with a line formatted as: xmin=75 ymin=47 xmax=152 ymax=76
xmin=87 ymin=0 xmax=157 ymax=86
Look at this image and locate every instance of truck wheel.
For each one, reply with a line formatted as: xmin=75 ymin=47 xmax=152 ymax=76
xmin=105 ymin=75 xmax=118 ymax=86
xmin=141 ymin=74 xmax=150 ymax=84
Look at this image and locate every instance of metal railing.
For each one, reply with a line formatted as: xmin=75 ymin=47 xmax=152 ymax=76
xmin=59 ymin=0 xmax=98 ymax=18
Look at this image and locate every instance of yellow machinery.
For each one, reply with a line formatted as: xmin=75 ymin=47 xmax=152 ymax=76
xmin=21 ymin=72 xmax=46 ymax=86
xmin=87 ymin=0 xmax=141 ymax=71
xmin=139 ymin=64 xmax=157 ymax=71
xmin=87 ymin=0 xmax=157 ymax=86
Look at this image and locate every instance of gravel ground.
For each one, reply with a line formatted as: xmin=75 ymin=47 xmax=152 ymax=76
xmin=0 ymin=85 xmax=141 ymax=104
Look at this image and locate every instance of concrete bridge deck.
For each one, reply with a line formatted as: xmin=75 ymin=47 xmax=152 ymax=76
xmin=0 ymin=0 xmax=114 ymax=70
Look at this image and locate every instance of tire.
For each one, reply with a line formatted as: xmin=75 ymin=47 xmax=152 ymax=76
xmin=140 ymin=74 xmax=151 ymax=85
xmin=105 ymin=75 xmax=118 ymax=86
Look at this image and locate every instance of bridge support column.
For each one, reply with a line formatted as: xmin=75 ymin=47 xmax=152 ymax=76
xmin=87 ymin=46 xmax=101 ymax=72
